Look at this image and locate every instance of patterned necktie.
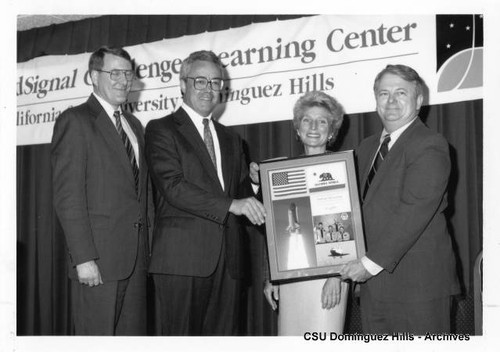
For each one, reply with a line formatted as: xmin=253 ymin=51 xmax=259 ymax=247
xmin=113 ymin=111 xmax=139 ymax=195
xmin=202 ymin=118 xmax=217 ymax=168
xmin=363 ymin=134 xmax=391 ymax=199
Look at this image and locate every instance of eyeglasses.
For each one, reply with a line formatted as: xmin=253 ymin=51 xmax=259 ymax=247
xmin=185 ymin=77 xmax=224 ymax=91
xmin=96 ymin=69 xmax=135 ymax=81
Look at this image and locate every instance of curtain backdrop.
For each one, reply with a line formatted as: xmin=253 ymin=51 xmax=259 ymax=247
xmin=16 ymin=15 xmax=482 ymax=336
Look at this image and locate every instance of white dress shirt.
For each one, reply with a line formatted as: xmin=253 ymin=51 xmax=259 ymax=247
xmin=182 ymin=103 xmax=225 ymax=190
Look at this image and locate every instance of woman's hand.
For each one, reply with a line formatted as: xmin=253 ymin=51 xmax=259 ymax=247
xmin=263 ymin=279 xmax=280 ymax=310
xmin=249 ymin=162 xmax=260 ymax=185
xmin=321 ymin=277 xmax=342 ymax=309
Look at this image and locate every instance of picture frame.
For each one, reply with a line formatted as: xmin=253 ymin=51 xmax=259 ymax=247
xmin=259 ymin=151 xmax=366 ymax=282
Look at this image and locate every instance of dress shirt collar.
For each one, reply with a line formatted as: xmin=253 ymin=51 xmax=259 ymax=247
xmin=381 ymin=117 xmax=417 ymax=150
xmin=181 ymin=103 xmax=213 ymax=125
xmin=92 ymin=92 xmax=124 ymax=119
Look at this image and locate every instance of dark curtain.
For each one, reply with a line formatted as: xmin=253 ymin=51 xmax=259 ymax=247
xmin=17 ymin=15 xmax=482 ymax=336
xmin=17 ymin=15 xmax=308 ymax=62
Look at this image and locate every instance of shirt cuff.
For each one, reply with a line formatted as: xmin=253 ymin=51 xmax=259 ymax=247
xmin=251 ymin=183 xmax=260 ymax=194
xmin=361 ymin=256 xmax=384 ymax=276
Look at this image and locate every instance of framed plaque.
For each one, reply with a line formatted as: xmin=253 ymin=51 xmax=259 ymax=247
xmin=259 ymin=151 xmax=365 ymax=282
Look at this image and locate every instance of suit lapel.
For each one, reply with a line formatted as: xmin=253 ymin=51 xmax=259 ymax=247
xmin=88 ymin=96 xmax=136 ymax=190
xmin=363 ymin=119 xmax=421 ymax=203
xmin=360 ymin=136 xmax=380 ymax=195
xmin=174 ymin=108 xmax=222 ymax=190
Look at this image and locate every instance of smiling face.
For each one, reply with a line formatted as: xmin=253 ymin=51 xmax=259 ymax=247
xmin=375 ymin=72 xmax=423 ymax=133
xmin=180 ymin=60 xmax=221 ymax=117
xmin=91 ymin=53 xmax=133 ymax=110
xmin=297 ymin=106 xmax=333 ymax=155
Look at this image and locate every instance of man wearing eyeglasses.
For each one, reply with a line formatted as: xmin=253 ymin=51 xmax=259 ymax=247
xmin=145 ymin=50 xmax=266 ymax=335
xmin=52 ymin=46 xmax=151 ymax=335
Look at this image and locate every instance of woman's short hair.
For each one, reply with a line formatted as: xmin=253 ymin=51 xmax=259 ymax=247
xmin=292 ymin=91 xmax=344 ymax=142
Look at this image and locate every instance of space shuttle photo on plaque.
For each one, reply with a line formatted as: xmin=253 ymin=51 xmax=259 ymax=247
xmin=259 ymin=151 xmax=366 ymax=282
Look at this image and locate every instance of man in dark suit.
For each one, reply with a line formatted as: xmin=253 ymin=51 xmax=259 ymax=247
xmin=145 ymin=50 xmax=265 ymax=336
xmin=51 ymin=46 xmax=150 ymax=335
xmin=340 ymin=64 xmax=459 ymax=334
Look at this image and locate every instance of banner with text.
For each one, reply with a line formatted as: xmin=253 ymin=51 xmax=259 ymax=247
xmin=17 ymin=14 xmax=483 ymax=145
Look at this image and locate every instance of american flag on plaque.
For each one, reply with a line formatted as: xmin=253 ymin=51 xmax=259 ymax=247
xmin=271 ymin=169 xmax=307 ymax=198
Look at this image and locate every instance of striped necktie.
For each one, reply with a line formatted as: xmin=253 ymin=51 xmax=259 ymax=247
xmin=363 ymin=134 xmax=391 ymax=199
xmin=113 ymin=111 xmax=139 ymax=195
xmin=203 ymin=118 xmax=217 ymax=168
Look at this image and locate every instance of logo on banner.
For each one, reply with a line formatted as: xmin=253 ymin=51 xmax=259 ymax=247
xmin=436 ymin=14 xmax=483 ymax=92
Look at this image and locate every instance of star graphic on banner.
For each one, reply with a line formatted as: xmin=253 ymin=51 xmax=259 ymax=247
xmin=436 ymin=14 xmax=483 ymax=71
xmin=436 ymin=14 xmax=483 ymax=92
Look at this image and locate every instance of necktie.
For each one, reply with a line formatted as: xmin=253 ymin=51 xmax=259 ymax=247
xmin=202 ymin=118 xmax=217 ymax=168
xmin=113 ymin=111 xmax=139 ymax=195
xmin=363 ymin=134 xmax=391 ymax=199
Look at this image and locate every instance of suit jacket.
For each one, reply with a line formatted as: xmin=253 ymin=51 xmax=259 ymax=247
xmin=51 ymin=94 xmax=150 ymax=281
xmin=145 ymin=107 xmax=250 ymax=279
xmin=357 ymin=118 xmax=459 ymax=302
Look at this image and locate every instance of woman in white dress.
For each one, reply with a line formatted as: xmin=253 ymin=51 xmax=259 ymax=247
xmin=252 ymin=91 xmax=348 ymax=336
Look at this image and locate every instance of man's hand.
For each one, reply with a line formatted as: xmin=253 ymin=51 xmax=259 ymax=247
xmin=229 ymin=197 xmax=266 ymax=225
xmin=76 ymin=260 xmax=103 ymax=287
xmin=321 ymin=277 xmax=342 ymax=309
xmin=249 ymin=162 xmax=260 ymax=185
xmin=263 ymin=280 xmax=279 ymax=310
xmin=340 ymin=259 xmax=373 ymax=282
